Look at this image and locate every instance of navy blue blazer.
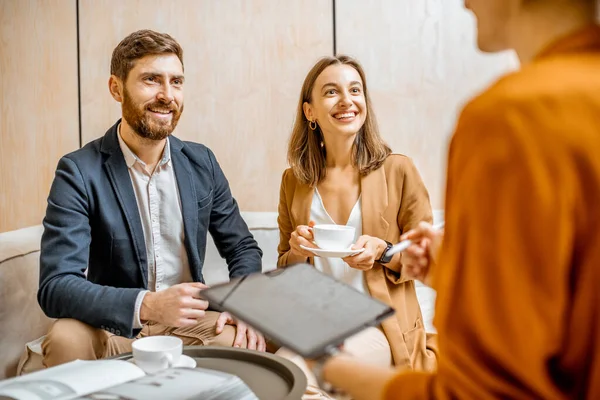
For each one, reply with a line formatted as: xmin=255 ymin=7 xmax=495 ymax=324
xmin=38 ymin=120 xmax=262 ymax=338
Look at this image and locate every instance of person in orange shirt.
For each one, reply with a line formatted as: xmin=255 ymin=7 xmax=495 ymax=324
xmin=311 ymin=0 xmax=600 ymax=399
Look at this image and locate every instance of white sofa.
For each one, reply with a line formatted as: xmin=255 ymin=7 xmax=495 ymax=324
xmin=0 ymin=211 xmax=440 ymax=379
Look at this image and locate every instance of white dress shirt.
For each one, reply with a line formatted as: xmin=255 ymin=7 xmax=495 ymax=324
xmin=117 ymin=130 xmax=192 ymax=329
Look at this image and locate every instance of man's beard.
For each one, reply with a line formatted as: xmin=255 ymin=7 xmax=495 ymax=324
xmin=121 ymin=88 xmax=183 ymax=141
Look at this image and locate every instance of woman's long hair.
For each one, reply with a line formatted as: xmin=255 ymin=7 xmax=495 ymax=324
xmin=287 ymin=55 xmax=392 ymax=186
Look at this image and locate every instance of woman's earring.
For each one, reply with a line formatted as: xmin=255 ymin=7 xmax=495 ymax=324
xmin=309 ymin=120 xmax=317 ymax=131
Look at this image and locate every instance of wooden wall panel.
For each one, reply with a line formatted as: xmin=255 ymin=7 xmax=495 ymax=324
xmin=0 ymin=0 xmax=79 ymax=232
xmin=336 ymin=0 xmax=519 ymax=208
xmin=79 ymin=0 xmax=334 ymax=212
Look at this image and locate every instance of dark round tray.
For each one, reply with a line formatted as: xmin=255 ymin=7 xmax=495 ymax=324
xmin=113 ymin=346 xmax=306 ymax=400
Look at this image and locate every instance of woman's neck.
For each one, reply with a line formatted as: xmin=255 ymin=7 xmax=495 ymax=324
xmin=322 ymin=132 xmax=356 ymax=170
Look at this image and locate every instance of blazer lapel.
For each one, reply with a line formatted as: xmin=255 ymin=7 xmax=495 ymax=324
xmin=170 ymin=139 xmax=200 ymax=278
xmin=362 ymin=166 xmax=391 ymax=299
xmin=101 ymin=122 xmax=148 ymax=287
xmin=361 ymin=166 xmax=390 ymax=238
xmin=290 ymin=181 xmax=314 ymax=227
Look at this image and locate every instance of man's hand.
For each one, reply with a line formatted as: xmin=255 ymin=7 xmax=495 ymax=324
xmin=140 ymin=282 xmax=209 ymax=327
xmin=342 ymin=235 xmax=387 ymax=270
xmin=215 ymin=312 xmax=266 ymax=352
xmin=400 ymin=222 xmax=444 ymax=286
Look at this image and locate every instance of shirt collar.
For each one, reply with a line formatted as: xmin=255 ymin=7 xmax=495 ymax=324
xmin=117 ymin=123 xmax=172 ymax=169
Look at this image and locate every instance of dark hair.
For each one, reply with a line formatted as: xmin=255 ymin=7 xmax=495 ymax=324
xmin=110 ymin=29 xmax=184 ymax=81
xmin=287 ymin=55 xmax=391 ymax=186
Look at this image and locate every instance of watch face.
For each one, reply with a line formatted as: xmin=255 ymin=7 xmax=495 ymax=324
xmin=379 ymin=242 xmax=393 ymax=263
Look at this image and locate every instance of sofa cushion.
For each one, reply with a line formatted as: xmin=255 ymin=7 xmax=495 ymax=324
xmin=16 ymin=336 xmax=45 ymax=376
xmin=0 ymin=226 xmax=53 ymax=379
xmin=203 ymin=212 xmax=279 ymax=285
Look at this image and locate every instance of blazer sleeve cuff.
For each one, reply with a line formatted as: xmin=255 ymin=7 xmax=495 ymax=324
xmin=381 ymin=253 xmax=413 ymax=284
xmin=133 ymin=290 xmax=149 ymax=329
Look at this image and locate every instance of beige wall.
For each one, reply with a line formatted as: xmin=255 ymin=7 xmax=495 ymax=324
xmin=1 ymin=0 xmax=520 ymax=232
xmin=0 ymin=0 xmax=80 ymax=232
xmin=78 ymin=0 xmax=333 ymax=212
xmin=336 ymin=0 xmax=519 ymax=208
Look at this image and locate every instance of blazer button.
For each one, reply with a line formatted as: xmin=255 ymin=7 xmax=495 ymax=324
xmin=101 ymin=325 xmax=105 ymax=330
xmin=115 ymin=330 xmax=121 ymax=336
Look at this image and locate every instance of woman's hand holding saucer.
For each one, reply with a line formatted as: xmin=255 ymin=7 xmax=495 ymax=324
xmin=342 ymin=235 xmax=387 ymax=271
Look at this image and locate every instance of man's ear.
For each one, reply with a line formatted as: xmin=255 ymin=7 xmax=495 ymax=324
xmin=108 ymin=75 xmax=124 ymax=103
xmin=303 ymin=101 xmax=314 ymax=122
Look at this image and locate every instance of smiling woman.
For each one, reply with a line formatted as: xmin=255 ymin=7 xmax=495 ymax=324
xmin=276 ymin=55 xmax=437 ymax=399
xmin=287 ymin=55 xmax=390 ymax=187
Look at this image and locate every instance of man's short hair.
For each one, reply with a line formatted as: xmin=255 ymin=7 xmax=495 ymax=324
xmin=110 ymin=29 xmax=184 ymax=81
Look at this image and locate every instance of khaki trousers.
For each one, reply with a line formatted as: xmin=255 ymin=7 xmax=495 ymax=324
xmin=42 ymin=311 xmax=246 ymax=368
xmin=276 ymin=326 xmax=392 ymax=400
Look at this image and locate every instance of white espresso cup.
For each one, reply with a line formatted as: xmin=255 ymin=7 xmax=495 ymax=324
xmin=312 ymin=224 xmax=355 ymax=250
xmin=132 ymin=336 xmax=182 ymax=374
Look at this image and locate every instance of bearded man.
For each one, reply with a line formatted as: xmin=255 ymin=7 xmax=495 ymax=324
xmin=38 ymin=30 xmax=265 ymax=367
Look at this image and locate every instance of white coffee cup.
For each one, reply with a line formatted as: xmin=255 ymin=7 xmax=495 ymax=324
xmin=132 ymin=336 xmax=182 ymax=374
xmin=312 ymin=224 xmax=355 ymax=250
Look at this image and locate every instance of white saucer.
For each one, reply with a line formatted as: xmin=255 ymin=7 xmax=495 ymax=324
xmin=174 ymin=354 xmax=197 ymax=368
xmin=300 ymin=245 xmax=365 ymax=258
xmin=129 ymin=354 xmax=197 ymax=369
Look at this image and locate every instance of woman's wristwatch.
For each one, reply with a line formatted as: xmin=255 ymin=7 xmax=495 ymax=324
xmin=376 ymin=240 xmax=394 ymax=264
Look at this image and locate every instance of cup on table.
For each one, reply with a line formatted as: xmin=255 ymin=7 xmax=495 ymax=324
xmin=132 ymin=336 xmax=182 ymax=374
xmin=312 ymin=224 xmax=355 ymax=250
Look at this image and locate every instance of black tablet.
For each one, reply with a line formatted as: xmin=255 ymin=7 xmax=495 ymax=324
xmin=200 ymin=263 xmax=395 ymax=359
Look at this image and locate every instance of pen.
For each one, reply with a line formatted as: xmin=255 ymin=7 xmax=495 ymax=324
xmin=386 ymin=222 xmax=445 ymax=257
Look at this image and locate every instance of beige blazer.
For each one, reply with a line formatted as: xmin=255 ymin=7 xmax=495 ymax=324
xmin=277 ymin=154 xmax=438 ymax=371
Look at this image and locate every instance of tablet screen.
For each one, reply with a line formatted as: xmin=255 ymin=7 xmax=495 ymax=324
xmin=200 ymin=263 xmax=395 ymax=358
